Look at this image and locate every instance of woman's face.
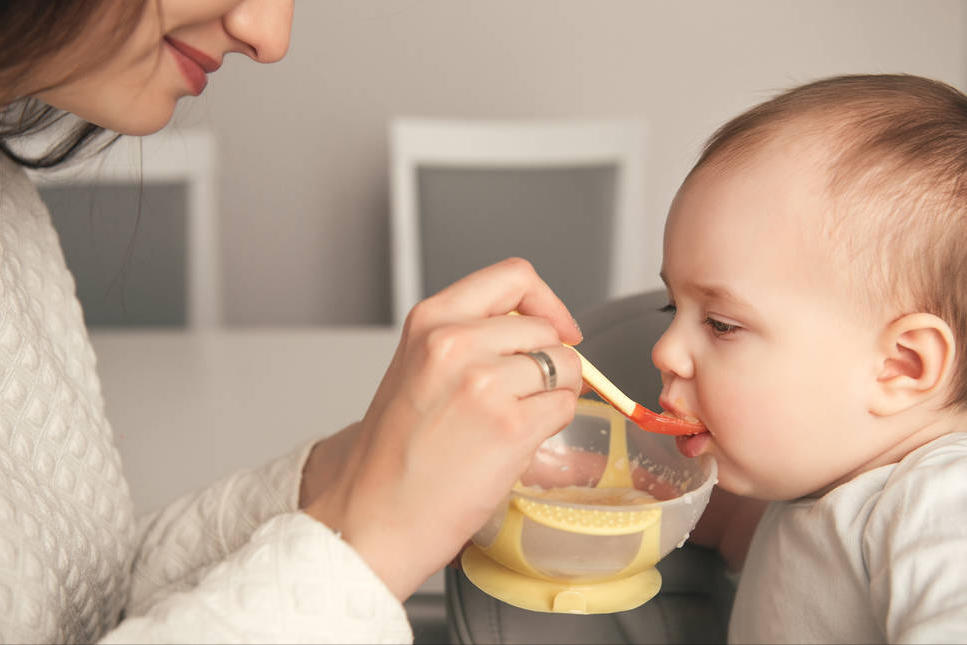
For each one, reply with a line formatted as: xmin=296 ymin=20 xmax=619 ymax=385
xmin=33 ymin=0 xmax=294 ymax=135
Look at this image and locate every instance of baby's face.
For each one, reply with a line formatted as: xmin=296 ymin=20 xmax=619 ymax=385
xmin=653 ymin=140 xmax=891 ymax=500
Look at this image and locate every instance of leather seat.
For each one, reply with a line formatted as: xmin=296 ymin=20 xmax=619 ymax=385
xmin=445 ymin=291 xmax=734 ymax=644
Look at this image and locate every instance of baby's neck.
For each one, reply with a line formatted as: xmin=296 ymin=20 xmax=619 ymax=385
xmin=814 ymin=405 xmax=966 ymax=498
xmin=879 ymin=409 xmax=963 ymax=466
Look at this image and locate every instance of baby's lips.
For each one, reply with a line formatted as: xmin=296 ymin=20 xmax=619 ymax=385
xmin=676 ymin=431 xmax=711 ymax=458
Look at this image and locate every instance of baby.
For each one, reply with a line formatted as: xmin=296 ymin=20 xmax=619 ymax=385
xmin=653 ymin=74 xmax=967 ymax=643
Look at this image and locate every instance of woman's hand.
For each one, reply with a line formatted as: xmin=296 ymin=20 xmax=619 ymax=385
xmin=300 ymin=258 xmax=583 ymax=600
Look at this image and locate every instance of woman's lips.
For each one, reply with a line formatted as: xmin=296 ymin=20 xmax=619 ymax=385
xmin=165 ymin=37 xmax=220 ymax=96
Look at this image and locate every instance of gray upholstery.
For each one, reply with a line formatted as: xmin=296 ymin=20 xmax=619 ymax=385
xmin=445 ymin=291 xmax=734 ymax=644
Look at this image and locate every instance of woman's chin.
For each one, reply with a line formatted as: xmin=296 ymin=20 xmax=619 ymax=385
xmin=75 ymin=99 xmax=178 ymax=137
xmin=106 ymin=107 xmax=176 ymax=136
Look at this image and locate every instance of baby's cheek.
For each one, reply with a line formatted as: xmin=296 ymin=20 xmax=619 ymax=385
xmin=701 ymin=380 xmax=789 ymax=469
xmin=699 ymin=379 xmax=752 ymax=435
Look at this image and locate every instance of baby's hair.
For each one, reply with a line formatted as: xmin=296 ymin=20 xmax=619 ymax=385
xmin=689 ymin=74 xmax=967 ymax=408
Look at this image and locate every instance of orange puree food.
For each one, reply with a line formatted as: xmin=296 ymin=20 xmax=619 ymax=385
xmin=518 ymin=485 xmax=658 ymax=506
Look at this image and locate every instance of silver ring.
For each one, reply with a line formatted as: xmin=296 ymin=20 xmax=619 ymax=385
xmin=524 ymin=351 xmax=557 ymax=391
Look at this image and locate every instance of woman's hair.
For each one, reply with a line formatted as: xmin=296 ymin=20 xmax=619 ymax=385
xmin=0 ymin=0 xmax=148 ymax=168
xmin=689 ymin=74 xmax=967 ymax=408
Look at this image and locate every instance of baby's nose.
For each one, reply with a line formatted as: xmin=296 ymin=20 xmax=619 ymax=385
xmin=651 ymin=323 xmax=694 ymax=380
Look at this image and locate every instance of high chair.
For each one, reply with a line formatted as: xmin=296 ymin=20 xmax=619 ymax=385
xmin=444 ymin=290 xmax=736 ymax=644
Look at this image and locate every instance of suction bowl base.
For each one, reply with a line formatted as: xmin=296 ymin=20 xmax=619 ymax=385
xmin=460 ymin=544 xmax=661 ymax=615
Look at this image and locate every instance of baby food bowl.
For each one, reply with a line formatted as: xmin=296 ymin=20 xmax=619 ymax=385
xmin=461 ymin=398 xmax=717 ymax=614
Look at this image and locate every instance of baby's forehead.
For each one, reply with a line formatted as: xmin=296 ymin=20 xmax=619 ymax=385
xmin=718 ymin=115 xmax=845 ymax=173
xmin=705 ymin=123 xmax=886 ymax=243
xmin=674 ymin=142 xmax=833 ymax=245
xmin=687 ymin=124 xmax=839 ymax=207
xmin=705 ymin=118 xmax=926 ymax=306
xmin=678 ymin=76 xmax=967 ymax=343
xmin=680 ymin=130 xmax=854 ymax=260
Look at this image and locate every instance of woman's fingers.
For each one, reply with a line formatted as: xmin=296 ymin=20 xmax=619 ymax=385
xmin=303 ymin=258 xmax=589 ymax=601
xmin=394 ymin=312 xmax=582 ymax=411
xmin=515 ymin=387 xmax=580 ymax=447
xmin=365 ymin=312 xmax=582 ymax=452
xmin=510 ymin=345 xmax=582 ymax=397
xmin=421 ymin=314 xmax=570 ymax=363
xmin=413 ymin=258 xmax=582 ymax=345
xmin=444 ymin=345 xmax=581 ymax=413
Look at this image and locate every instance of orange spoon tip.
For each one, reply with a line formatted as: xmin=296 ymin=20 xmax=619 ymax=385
xmin=572 ymin=346 xmax=707 ymax=436
xmin=630 ymin=403 xmax=706 ymax=436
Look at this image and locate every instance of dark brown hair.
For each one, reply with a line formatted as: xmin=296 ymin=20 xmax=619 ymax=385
xmin=0 ymin=0 xmax=148 ymax=168
xmin=689 ymin=74 xmax=967 ymax=408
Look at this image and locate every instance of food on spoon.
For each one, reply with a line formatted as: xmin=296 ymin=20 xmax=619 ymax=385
xmin=573 ymin=349 xmax=706 ymax=435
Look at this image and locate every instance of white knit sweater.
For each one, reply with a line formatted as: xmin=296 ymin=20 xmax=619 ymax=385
xmin=0 ymin=153 xmax=412 ymax=644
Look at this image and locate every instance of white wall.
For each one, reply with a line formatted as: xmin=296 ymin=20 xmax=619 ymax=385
xmin=170 ymin=0 xmax=967 ymax=325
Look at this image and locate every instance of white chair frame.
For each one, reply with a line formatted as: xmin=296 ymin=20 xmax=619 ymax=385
xmin=389 ymin=117 xmax=648 ymax=326
xmin=29 ymin=130 xmax=221 ymax=328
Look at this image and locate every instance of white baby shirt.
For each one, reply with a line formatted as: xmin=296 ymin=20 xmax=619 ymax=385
xmin=729 ymin=432 xmax=967 ymax=644
xmin=0 ymin=152 xmax=412 ymax=643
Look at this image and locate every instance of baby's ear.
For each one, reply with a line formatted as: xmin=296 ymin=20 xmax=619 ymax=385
xmin=869 ymin=313 xmax=956 ymax=416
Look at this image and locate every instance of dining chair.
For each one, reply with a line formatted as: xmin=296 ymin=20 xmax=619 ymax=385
xmin=388 ymin=118 xmax=648 ymax=326
xmin=30 ymin=130 xmax=220 ymax=328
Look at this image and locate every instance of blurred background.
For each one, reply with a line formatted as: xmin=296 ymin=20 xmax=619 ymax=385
xmin=42 ymin=0 xmax=967 ymax=328
xmin=204 ymin=0 xmax=967 ymax=325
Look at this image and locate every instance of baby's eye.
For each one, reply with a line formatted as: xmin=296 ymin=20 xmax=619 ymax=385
xmin=657 ymin=303 xmax=676 ymax=315
xmin=704 ymin=317 xmax=739 ymax=337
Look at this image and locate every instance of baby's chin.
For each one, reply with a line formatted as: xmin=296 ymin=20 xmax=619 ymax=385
xmin=717 ymin=473 xmax=822 ymax=502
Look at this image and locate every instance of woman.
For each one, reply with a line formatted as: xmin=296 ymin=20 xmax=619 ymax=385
xmin=0 ymin=1 xmax=582 ymax=642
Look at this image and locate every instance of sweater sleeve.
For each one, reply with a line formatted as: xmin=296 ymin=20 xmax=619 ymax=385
xmin=104 ymin=441 xmax=412 ymax=643
xmin=100 ymin=512 xmax=412 ymax=644
xmin=125 ymin=441 xmax=312 ymax=612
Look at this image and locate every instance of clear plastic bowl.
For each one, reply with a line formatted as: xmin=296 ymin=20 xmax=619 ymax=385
xmin=472 ymin=400 xmax=717 ymax=582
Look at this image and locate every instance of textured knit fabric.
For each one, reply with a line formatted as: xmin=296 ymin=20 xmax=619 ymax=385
xmin=729 ymin=432 xmax=967 ymax=644
xmin=0 ymin=152 xmax=412 ymax=644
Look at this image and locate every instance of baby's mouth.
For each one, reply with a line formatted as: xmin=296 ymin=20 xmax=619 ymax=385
xmin=658 ymin=395 xmax=701 ymax=422
xmin=675 ymin=431 xmax=712 ymax=458
xmin=659 ymin=409 xmax=712 ymax=458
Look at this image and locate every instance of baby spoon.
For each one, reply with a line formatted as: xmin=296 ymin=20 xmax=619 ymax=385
xmin=506 ymin=310 xmax=704 ymax=436
xmin=571 ymin=347 xmax=706 ymax=436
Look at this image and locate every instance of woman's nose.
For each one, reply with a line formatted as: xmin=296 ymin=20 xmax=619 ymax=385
xmin=224 ymin=0 xmax=294 ymax=63
xmin=651 ymin=321 xmax=695 ymax=381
